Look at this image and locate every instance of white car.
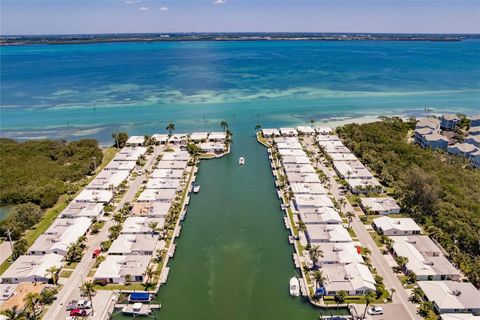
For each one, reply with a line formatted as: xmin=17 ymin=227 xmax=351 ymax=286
xmin=367 ymin=306 xmax=384 ymax=315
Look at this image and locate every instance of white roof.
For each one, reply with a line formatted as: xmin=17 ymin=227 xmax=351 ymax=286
xmin=162 ymin=151 xmax=190 ymax=161
xmin=442 ymin=314 xmax=480 ymax=320
xmin=200 ymin=142 xmax=225 ymax=152
xmin=294 ymin=194 xmax=334 ymax=208
xmin=104 ymin=160 xmax=136 ymax=171
xmin=334 ymin=161 xmax=373 ymax=179
xmin=315 ymin=126 xmax=333 ymax=134
xmin=262 ymin=128 xmax=280 ymax=136
xmin=108 ymin=234 xmax=162 ymax=255
xmin=323 ymin=263 xmax=376 ymax=292
xmin=286 ymin=172 xmax=321 ymax=184
xmin=29 ymin=217 xmax=91 ymax=254
xmin=279 ymin=127 xmax=298 ymax=135
xmin=209 ymin=132 xmax=226 ymax=140
xmin=305 ymin=224 xmax=352 ymax=243
xmin=126 ymin=136 xmax=145 ymax=145
xmin=151 ymin=169 xmax=184 ymax=179
xmin=318 ymin=140 xmax=345 ymax=148
xmin=418 ymin=281 xmax=480 ymax=311
xmin=298 ymin=207 xmax=342 ymax=224
xmin=60 ymin=202 xmax=103 ymax=219
xmin=296 ymin=126 xmax=315 ymax=134
xmin=373 ymin=216 xmax=421 ymax=233
xmin=122 ymin=217 xmax=165 ymax=234
xmin=281 ymin=155 xmax=310 ymax=164
xmin=317 ymin=243 xmax=364 ymax=265
xmin=146 ymin=178 xmax=181 ymax=189
xmin=276 ymin=141 xmax=303 ymax=150
xmin=169 ymin=133 xmax=188 ymax=141
xmin=190 ymin=132 xmax=209 ymax=140
xmin=87 ymin=170 xmax=129 ymax=190
xmin=316 ymin=135 xmax=340 ymax=142
xmin=278 ymin=148 xmax=306 ymax=157
xmin=114 ymin=147 xmax=147 ymax=162
xmin=137 ymin=188 xmax=176 ymax=202
xmin=1 ymin=254 xmax=63 ymax=281
xmin=94 ymin=255 xmax=151 ymax=279
xmin=157 ymin=160 xmax=188 ymax=170
xmin=152 ymin=134 xmax=169 ymax=142
xmin=290 ymin=183 xmax=327 ymax=195
xmin=132 ymin=201 xmax=171 ymax=217
xmin=74 ymin=189 xmax=113 ymax=203
xmin=284 ymin=164 xmax=316 ymax=174
xmin=330 ymin=153 xmax=358 ymax=162
xmin=347 ymin=177 xmax=382 ymax=190
xmin=361 ymin=197 xmax=400 ymax=213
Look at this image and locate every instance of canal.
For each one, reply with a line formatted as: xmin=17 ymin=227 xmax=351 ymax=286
xmin=115 ymin=128 xmax=347 ymax=319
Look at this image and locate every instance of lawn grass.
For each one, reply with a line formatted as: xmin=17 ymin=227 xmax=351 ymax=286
xmin=369 ymin=231 xmax=384 ymax=248
xmin=60 ymin=270 xmax=74 ymax=278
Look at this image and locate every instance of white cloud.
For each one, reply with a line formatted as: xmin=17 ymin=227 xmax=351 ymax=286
xmin=124 ymin=0 xmax=141 ymax=4
xmin=213 ymin=0 xmax=226 ymax=4
xmin=159 ymin=6 xmax=169 ymax=11
xmin=139 ymin=6 xmax=149 ymax=10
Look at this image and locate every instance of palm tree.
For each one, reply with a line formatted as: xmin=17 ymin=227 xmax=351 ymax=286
xmin=396 ymin=256 xmax=409 ymax=270
xmin=360 ymin=246 xmax=371 ymax=257
xmin=255 ymin=124 xmax=262 ymax=132
xmin=12 ymin=239 xmax=29 ymax=259
xmin=66 ymin=242 xmax=83 ymax=262
xmin=166 ymin=122 xmax=175 ymax=137
xmin=147 ymin=221 xmax=160 ymax=237
xmin=23 ymin=292 xmax=40 ymax=319
xmin=346 ymin=211 xmax=354 ymax=229
xmin=80 ymin=281 xmax=96 ymax=315
xmin=312 ymin=270 xmax=326 ymax=288
xmin=145 ymin=266 xmax=155 ymax=284
xmin=410 ymin=286 xmax=423 ymax=303
xmin=45 ymin=265 xmax=60 ymax=285
xmin=1 ymin=306 xmax=25 ymax=320
xmin=309 ymin=245 xmax=323 ymax=266
xmin=338 ymin=198 xmax=346 ymax=210
xmin=389 ymin=288 xmax=396 ymax=302
xmin=220 ymin=120 xmax=228 ymax=132
xmin=363 ymin=291 xmax=376 ymax=319
xmin=334 ymin=290 xmax=347 ymax=309
xmin=112 ymin=212 xmax=125 ymax=225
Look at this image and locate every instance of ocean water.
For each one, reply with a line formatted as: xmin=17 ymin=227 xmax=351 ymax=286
xmin=1 ymin=40 xmax=479 ymax=144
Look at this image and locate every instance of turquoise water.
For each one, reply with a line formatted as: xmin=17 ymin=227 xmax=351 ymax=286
xmin=1 ymin=40 xmax=479 ymax=144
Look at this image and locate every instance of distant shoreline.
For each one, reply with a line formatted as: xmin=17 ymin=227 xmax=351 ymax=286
xmin=2 ymin=32 xmax=479 ymax=46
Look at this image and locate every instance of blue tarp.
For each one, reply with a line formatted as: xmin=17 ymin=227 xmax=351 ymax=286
xmin=129 ymin=292 xmax=150 ymax=301
xmin=315 ymin=287 xmax=325 ymax=295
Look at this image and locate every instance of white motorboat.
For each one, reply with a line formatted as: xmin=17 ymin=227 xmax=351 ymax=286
xmin=239 ymin=157 xmax=245 ymax=165
xmin=122 ymin=303 xmax=152 ymax=316
xmin=193 ymin=184 xmax=200 ymax=193
xmin=289 ymin=277 xmax=300 ymax=297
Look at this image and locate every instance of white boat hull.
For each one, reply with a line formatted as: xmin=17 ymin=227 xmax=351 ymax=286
xmin=289 ymin=277 xmax=300 ymax=297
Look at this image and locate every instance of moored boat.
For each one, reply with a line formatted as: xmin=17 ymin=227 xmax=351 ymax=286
xmin=289 ymin=277 xmax=300 ymax=297
xmin=239 ymin=157 xmax=245 ymax=165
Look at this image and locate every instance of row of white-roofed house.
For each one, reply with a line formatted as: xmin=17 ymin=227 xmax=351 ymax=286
xmin=271 ymin=135 xmax=377 ymax=297
xmin=92 ymin=148 xmax=193 ymax=285
xmin=316 ymin=135 xmax=383 ymax=194
xmin=125 ymin=132 xmax=228 ymax=155
xmin=0 ymin=146 xmax=148 ymax=285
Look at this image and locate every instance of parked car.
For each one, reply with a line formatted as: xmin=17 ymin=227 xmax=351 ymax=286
xmin=92 ymin=248 xmax=101 ymax=258
xmin=66 ymin=301 xmax=78 ymax=311
xmin=70 ymin=309 xmax=87 ymax=317
xmin=367 ymin=306 xmax=384 ymax=315
xmin=76 ymin=300 xmax=92 ymax=309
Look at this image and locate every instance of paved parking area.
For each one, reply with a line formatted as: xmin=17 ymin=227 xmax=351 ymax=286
xmin=353 ymin=303 xmax=416 ymax=320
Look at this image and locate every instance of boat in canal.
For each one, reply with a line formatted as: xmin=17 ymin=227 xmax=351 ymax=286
xmin=122 ymin=303 xmax=152 ymax=316
xmin=289 ymin=277 xmax=300 ymax=297
xmin=239 ymin=157 xmax=245 ymax=165
xmin=193 ymin=184 xmax=201 ymax=193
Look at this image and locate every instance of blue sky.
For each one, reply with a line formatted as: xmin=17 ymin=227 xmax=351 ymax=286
xmin=1 ymin=0 xmax=479 ymax=35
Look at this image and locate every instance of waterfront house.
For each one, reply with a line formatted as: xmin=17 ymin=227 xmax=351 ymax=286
xmin=152 ymin=134 xmax=169 ymax=145
xmin=157 ymin=160 xmax=189 ymax=170
xmin=422 ymin=133 xmax=449 ymax=150
xmin=314 ymin=126 xmax=333 ymax=135
xmin=1 ymin=254 xmax=63 ymax=284
xmin=137 ymin=188 xmax=176 ymax=203
xmin=146 ymin=178 xmax=181 ymax=190
xmin=298 ymin=207 xmax=342 ymax=224
xmin=28 ymin=217 xmax=91 ymax=256
xmin=277 ymin=140 xmax=303 ymax=150
xmin=448 ymin=143 xmax=479 ymax=158
xmin=108 ymin=234 xmax=163 ymax=256
xmin=261 ymin=128 xmax=280 ymax=137
xmin=189 ymin=132 xmax=209 ymax=142
xmin=200 ymin=142 xmax=225 ymax=153
xmin=392 ymin=236 xmax=461 ymax=281
xmin=281 ymin=155 xmax=311 ymax=164
xmin=313 ymin=243 xmax=364 ymax=266
xmin=279 ymin=128 xmax=298 ymax=137
xmin=416 ymin=118 xmax=440 ymax=131
xmin=103 ymin=159 xmax=136 ymax=172
xmin=60 ymin=202 xmax=103 ymax=219
xmin=131 ymin=201 xmax=171 ymax=217
xmin=441 ymin=115 xmax=460 ymax=131
xmin=86 ymin=169 xmax=129 ymax=190
xmin=468 ymin=126 xmax=480 ymax=136
xmin=465 ymin=136 xmax=480 ymax=148
xmin=162 ymin=151 xmax=190 ymax=161
xmin=126 ymin=136 xmax=145 ymax=146
xmin=296 ymin=126 xmax=316 ymax=135
xmin=290 ymin=182 xmax=327 ymax=195
xmin=278 ymin=148 xmax=306 ymax=157
xmin=321 ymin=263 xmax=376 ymax=296
xmin=285 ymin=171 xmax=321 ymax=184
xmin=360 ymin=197 xmax=401 ymax=215
xmin=152 ymin=168 xmax=184 ymax=179
xmin=208 ymin=132 xmax=227 ymax=142
xmin=304 ymin=224 xmax=352 ymax=243
xmin=74 ymin=189 xmax=113 ymax=204
xmin=418 ymin=281 xmax=480 ymax=315
xmin=293 ymin=194 xmax=334 ymax=209
xmin=414 ymin=127 xmax=435 ymax=145
xmin=470 ymin=115 xmax=480 ymax=127
xmin=94 ymin=255 xmax=151 ymax=284
xmin=121 ymin=217 xmax=165 ymax=234
xmin=169 ymin=133 xmax=189 ymax=145
xmin=284 ymin=163 xmax=316 ymax=174
xmin=372 ymin=217 xmax=421 ymax=236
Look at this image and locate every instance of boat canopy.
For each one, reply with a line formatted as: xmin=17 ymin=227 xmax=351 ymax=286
xmin=129 ymin=292 xmax=150 ymax=302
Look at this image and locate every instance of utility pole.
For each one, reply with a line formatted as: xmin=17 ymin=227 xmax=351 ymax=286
xmin=6 ymin=229 xmax=14 ymax=259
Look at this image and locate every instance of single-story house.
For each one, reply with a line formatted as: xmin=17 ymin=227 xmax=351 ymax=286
xmin=131 ymin=201 xmax=171 ymax=217
xmin=103 ymin=160 xmax=136 ymax=172
xmin=284 ymin=164 xmax=316 ymax=174
xmin=169 ymin=134 xmax=189 ymax=145
xmin=418 ymin=281 xmax=480 ymax=315
xmin=293 ymin=194 xmax=334 ymax=210
xmin=285 ymin=172 xmax=321 ymax=185
xmin=208 ymin=132 xmax=227 ymax=142
xmin=296 ymin=126 xmax=315 ymax=135
xmin=313 ymin=243 xmax=364 ymax=266
xmin=125 ymin=136 xmax=145 ymax=146
xmin=146 ymin=178 xmax=181 ymax=190
xmin=279 ymin=128 xmax=298 ymax=137
xmin=361 ymin=197 xmax=401 ymax=215
xmin=156 ymin=160 xmax=189 ymax=171
xmin=113 ymin=147 xmax=147 ymax=162
xmin=151 ymin=134 xmax=169 ymax=145
xmin=151 ymin=169 xmax=184 ymax=179
xmin=281 ymin=155 xmax=311 ymax=164
xmin=290 ymin=183 xmax=327 ymax=195
xmin=346 ymin=177 xmax=383 ymax=194
xmin=315 ymin=126 xmax=333 ymax=135
xmin=329 ymin=153 xmax=358 ymax=162
xmin=261 ymin=128 xmax=280 ymax=137
xmin=298 ymin=207 xmax=342 ymax=224
xmin=1 ymin=254 xmax=63 ymax=284
xmin=94 ymin=255 xmax=151 ymax=284
xmin=333 ymin=161 xmax=373 ymax=180
xmin=321 ymin=263 xmax=376 ymax=296
xmin=74 ymin=189 xmax=113 ymax=204
xmin=162 ymin=151 xmax=190 ymax=161
xmin=189 ymin=132 xmax=209 ymax=142
xmin=108 ymin=234 xmax=164 ymax=256
xmin=60 ymin=202 xmax=103 ymax=219
xmin=137 ymin=188 xmax=176 ymax=203
xmin=304 ymin=224 xmax=352 ymax=243
xmin=372 ymin=216 xmax=421 ymax=236
xmin=200 ymin=142 xmax=225 ymax=153
xmin=121 ymin=217 xmax=165 ymax=235
xmin=86 ymin=170 xmax=129 ymax=190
